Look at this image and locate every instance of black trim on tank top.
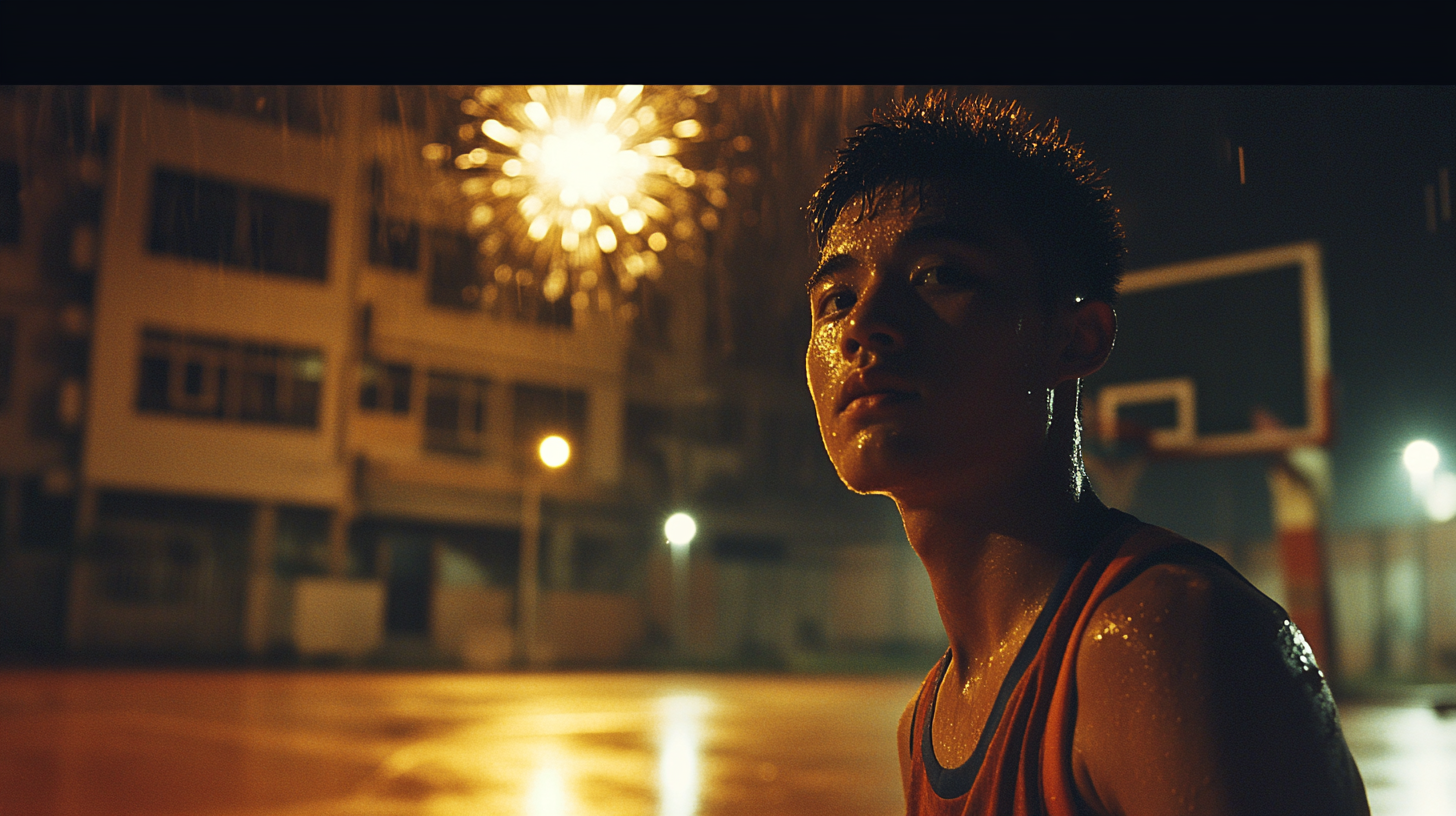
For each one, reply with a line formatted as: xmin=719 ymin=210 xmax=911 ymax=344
xmin=920 ymin=509 xmax=1136 ymax=800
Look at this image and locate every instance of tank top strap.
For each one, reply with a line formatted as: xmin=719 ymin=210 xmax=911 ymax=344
xmin=919 ymin=535 xmax=1094 ymax=801
xmin=911 ymin=649 xmax=952 ymax=761
xmin=906 ymin=507 xmax=1145 ymax=814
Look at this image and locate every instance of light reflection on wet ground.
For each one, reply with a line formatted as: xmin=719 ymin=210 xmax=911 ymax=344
xmin=0 ymin=670 xmax=1450 ymax=816
xmin=1341 ymin=701 xmax=1456 ymax=816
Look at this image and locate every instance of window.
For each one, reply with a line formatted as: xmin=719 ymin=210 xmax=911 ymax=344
xmin=358 ymin=358 xmax=412 ymax=414
xmin=94 ymin=527 xmax=201 ymax=604
xmin=244 ymin=187 xmax=330 ymax=278
xmin=424 ymin=370 xmax=490 ymax=456
xmin=156 ymin=86 xmax=333 ymax=134
xmin=368 ymin=211 xmax=420 ymax=271
xmin=495 ymin=271 xmax=575 ymax=329
xmin=18 ymin=476 xmax=75 ymax=551
xmin=429 ymin=230 xmax=574 ymax=328
xmin=137 ymin=328 xmax=323 ymax=428
xmin=630 ymin=277 xmax=671 ymax=348
xmin=149 ymin=168 xmax=330 ymax=281
xmin=571 ymin=533 xmax=634 ymax=593
xmin=685 ymin=402 xmax=745 ymax=446
xmin=0 ymin=161 xmax=19 ymax=245
xmin=149 ymin=170 xmax=237 ymax=266
xmin=428 ymin=229 xmax=483 ymax=310
xmin=274 ymin=506 xmax=331 ymax=577
xmin=366 ymin=162 xmax=420 ymax=272
xmin=89 ymin=492 xmax=250 ymax=604
xmin=47 ymin=85 xmax=109 ymax=158
xmin=513 ymin=383 xmax=587 ymax=463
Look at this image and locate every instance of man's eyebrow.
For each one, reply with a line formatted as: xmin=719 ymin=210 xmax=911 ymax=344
xmin=805 ymin=221 xmax=999 ymax=291
xmin=806 ymin=254 xmax=857 ymax=291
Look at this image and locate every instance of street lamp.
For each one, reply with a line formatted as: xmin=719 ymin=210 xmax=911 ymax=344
xmin=1400 ymin=438 xmax=1450 ymax=679
xmin=516 ymin=435 xmax=570 ymax=668
xmin=664 ymin=512 xmax=696 ymax=658
xmin=1402 ymin=439 xmax=1456 ymax=523
xmin=665 ymin=512 xmax=697 ymax=550
xmin=539 ymin=435 xmax=571 ymax=469
xmin=1403 ymin=439 xmax=1439 ymax=495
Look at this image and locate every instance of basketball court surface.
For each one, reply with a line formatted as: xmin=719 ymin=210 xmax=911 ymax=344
xmin=0 ymin=669 xmax=1450 ymax=816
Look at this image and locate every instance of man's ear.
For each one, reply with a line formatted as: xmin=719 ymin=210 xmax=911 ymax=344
xmin=1055 ymin=300 xmax=1116 ymax=384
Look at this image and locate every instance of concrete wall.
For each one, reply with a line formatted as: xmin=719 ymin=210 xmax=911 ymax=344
xmin=431 ymin=585 xmax=644 ymax=668
xmin=646 ymin=522 xmax=1456 ymax=681
xmin=292 ymin=577 xmax=385 ymax=658
xmin=432 ymin=584 xmax=513 ymax=666
xmin=1198 ymin=522 xmax=1456 ymax=681
xmin=540 ymin=590 xmax=645 ymax=666
xmin=826 ymin=543 xmax=942 ymax=649
xmin=1327 ymin=521 xmax=1456 ymax=680
xmin=645 ymin=539 xmax=944 ymax=665
xmin=67 ymin=559 xmax=245 ymax=655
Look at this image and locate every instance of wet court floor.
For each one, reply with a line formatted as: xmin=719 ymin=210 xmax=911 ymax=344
xmin=0 ymin=670 xmax=1451 ymax=816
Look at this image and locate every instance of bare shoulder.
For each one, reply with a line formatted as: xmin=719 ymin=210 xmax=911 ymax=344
xmin=1071 ymin=557 xmax=1368 ymax=816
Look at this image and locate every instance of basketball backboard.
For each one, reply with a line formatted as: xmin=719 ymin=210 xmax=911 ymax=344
xmin=1085 ymin=241 xmax=1331 ymax=458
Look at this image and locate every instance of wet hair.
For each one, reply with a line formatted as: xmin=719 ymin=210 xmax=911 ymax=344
xmin=808 ymin=92 xmax=1125 ymax=304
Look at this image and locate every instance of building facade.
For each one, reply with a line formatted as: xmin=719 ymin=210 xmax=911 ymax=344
xmin=0 ymin=85 xmax=948 ymax=668
xmin=47 ymin=86 xmax=645 ymax=664
xmin=0 ymin=85 xmax=104 ymax=655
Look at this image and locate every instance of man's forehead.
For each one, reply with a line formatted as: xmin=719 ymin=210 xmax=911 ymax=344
xmin=821 ymin=188 xmax=1010 ymax=259
xmin=809 ymin=183 xmax=1044 ymax=296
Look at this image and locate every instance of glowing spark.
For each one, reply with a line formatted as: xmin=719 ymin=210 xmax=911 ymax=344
xmin=443 ymin=85 xmax=723 ymax=316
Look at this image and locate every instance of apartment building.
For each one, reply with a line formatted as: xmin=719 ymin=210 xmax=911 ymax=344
xmin=1 ymin=85 xmax=948 ymax=668
xmin=0 ymin=86 xmax=104 ymax=655
xmin=27 ymin=86 xmax=633 ymax=664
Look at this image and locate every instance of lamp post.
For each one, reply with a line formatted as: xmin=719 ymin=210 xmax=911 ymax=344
xmin=1402 ymin=439 xmax=1439 ymax=678
xmin=516 ymin=435 xmax=570 ymax=668
xmin=1404 ymin=439 xmax=1440 ymax=498
xmin=664 ymin=512 xmax=697 ymax=657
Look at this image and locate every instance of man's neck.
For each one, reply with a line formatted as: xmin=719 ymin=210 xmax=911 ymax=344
xmin=899 ymin=475 xmax=1103 ymax=672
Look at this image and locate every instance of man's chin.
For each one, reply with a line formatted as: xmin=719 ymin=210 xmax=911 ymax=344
xmin=831 ymin=439 xmax=941 ymax=497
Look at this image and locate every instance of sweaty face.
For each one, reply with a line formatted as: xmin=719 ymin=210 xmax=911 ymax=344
xmin=805 ymin=193 xmax=1062 ymax=506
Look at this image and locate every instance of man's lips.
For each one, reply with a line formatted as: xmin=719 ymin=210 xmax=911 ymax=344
xmin=838 ymin=372 xmax=919 ymax=415
xmin=842 ymin=390 xmax=918 ymax=416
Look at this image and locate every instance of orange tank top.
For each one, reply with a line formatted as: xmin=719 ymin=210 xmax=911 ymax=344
xmin=906 ymin=510 xmax=1238 ymax=815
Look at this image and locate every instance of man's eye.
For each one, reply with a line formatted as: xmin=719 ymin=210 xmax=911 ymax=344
xmin=818 ymin=289 xmax=856 ymax=316
xmin=911 ymin=263 xmax=973 ymax=288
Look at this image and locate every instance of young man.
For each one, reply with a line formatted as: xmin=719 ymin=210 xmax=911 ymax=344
xmin=805 ymin=94 xmax=1368 ymax=816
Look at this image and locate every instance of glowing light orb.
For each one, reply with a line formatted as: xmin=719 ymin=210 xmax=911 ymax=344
xmin=664 ymin=512 xmax=697 ymax=549
xmin=443 ymin=85 xmax=724 ymax=317
xmin=1403 ymin=439 xmax=1440 ymax=478
xmin=538 ymin=435 xmax=571 ymax=468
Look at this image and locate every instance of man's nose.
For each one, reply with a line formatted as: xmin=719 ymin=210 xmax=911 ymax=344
xmin=841 ymin=281 xmax=908 ymax=360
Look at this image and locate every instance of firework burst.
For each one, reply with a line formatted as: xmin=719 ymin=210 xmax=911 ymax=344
xmin=434 ymin=85 xmax=726 ymax=317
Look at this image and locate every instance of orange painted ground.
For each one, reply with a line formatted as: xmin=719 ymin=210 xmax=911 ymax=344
xmin=0 ymin=670 xmax=1449 ymax=816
